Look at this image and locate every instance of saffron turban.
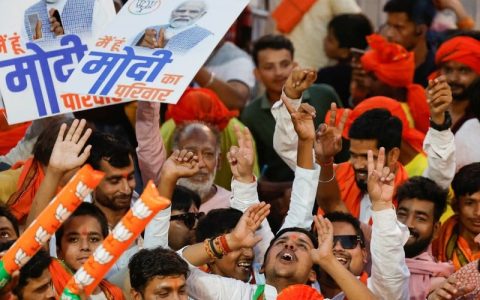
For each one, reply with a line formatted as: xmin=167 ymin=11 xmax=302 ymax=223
xmin=435 ymin=36 xmax=480 ymax=74
xmin=166 ymin=88 xmax=239 ymax=131
xmin=343 ymin=96 xmax=425 ymax=153
xmin=360 ymin=34 xmax=430 ymax=133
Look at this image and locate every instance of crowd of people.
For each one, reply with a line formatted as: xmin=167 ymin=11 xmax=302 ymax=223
xmin=0 ymin=0 xmax=480 ymax=299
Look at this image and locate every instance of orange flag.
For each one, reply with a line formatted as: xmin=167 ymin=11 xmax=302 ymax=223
xmin=61 ymin=181 xmax=171 ymax=298
xmin=0 ymin=165 xmax=104 ymax=288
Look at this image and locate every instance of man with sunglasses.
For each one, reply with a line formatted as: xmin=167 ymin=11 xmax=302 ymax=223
xmin=168 ymin=186 xmax=204 ymax=251
xmin=318 ymin=212 xmax=368 ymax=298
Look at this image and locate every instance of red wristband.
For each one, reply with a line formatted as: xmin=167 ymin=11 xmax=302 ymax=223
xmin=319 ymin=158 xmax=334 ymax=167
xmin=220 ymin=234 xmax=232 ymax=253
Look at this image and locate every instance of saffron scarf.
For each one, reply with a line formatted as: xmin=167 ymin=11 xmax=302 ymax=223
xmin=335 ymin=162 xmax=408 ymax=218
xmin=6 ymin=158 xmax=44 ymax=223
xmin=433 ymin=216 xmax=480 ymax=271
xmin=49 ymin=258 xmax=125 ymax=299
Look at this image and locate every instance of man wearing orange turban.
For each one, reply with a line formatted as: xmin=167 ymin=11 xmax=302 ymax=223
xmin=435 ymin=35 xmax=480 ymax=132
xmin=353 ymin=34 xmax=430 ymax=134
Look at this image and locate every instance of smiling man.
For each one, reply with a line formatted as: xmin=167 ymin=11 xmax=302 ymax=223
xmin=433 ymin=163 xmax=480 ymax=271
xmin=133 ymin=0 xmax=212 ymax=54
xmin=396 ymin=176 xmax=454 ymax=299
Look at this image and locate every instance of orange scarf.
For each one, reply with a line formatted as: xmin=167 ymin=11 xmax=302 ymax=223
xmin=336 ymin=162 xmax=408 ymax=218
xmin=49 ymin=259 xmax=125 ymax=299
xmin=432 ymin=216 xmax=480 ymax=271
xmin=6 ymin=158 xmax=44 ymax=223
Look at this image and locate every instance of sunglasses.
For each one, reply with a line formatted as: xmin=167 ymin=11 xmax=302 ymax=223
xmin=333 ymin=235 xmax=363 ymax=249
xmin=170 ymin=212 xmax=204 ymax=229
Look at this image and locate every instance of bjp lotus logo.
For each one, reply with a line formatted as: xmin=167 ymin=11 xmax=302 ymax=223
xmin=128 ymin=0 xmax=161 ymax=15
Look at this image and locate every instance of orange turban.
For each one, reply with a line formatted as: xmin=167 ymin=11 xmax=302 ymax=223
xmin=166 ymin=88 xmax=238 ymax=131
xmin=360 ymin=34 xmax=430 ymax=133
xmin=343 ymin=96 xmax=425 ymax=153
xmin=435 ymin=36 xmax=480 ymax=74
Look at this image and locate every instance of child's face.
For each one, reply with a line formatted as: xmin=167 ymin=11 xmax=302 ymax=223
xmin=58 ymin=215 xmax=104 ymax=271
xmin=324 ymin=28 xmax=345 ymax=60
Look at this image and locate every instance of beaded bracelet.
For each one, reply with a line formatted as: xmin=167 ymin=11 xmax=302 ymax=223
xmin=204 ymin=239 xmax=216 ymax=260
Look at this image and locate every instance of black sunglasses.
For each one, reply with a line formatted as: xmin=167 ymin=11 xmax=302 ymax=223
xmin=170 ymin=212 xmax=204 ymax=229
xmin=333 ymin=235 xmax=363 ymax=249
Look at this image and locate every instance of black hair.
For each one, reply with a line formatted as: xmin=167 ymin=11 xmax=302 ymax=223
xmin=323 ymin=212 xmax=366 ymax=248
xmin=12 ymin=248 xmax=52 ymax=297
xmin=196 ymin=208 xmax=242 ymax=241
xmin=171 ymin=185 xmax=201 ymax=212
xmin=397 ymin=176 xmax=448 ymax=222
xmin=172 ymin=121 xmax=221 ymax=152
xmin=129 ymin=246 xmax=189 ymax=293
xmin=86 ymin=131 xmax=134 ymax=170
xmin=383 ymin=0 xmax=435 ymax=27
xmin=349 ymin=108 xmax=402 ymax=152
xmin=328 ymin=14 xmax=373 ymax=50
xmin=32 ymin=118 xmax=74 ymax=166
xmin=252 ymin=34 xmax=294 ymax=66
xmin=0 ymin=206 xmax=19 ymax=237
xmin=263 ymin=227 xmax=320 ymax=277
xmin=452 ymin=162 xmax=480 ymax=200
xmin=56 ymin=202 xmax=109 ymax=249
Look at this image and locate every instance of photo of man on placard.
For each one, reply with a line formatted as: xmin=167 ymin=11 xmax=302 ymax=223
xmin=132 ymin=0 xmax=213 ymax=54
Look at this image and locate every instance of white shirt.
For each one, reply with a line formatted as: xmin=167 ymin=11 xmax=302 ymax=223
xmin=271 ymin=91 xmax=456 ymax=190
xmin=179 ymin=208 xmax=410 ymax=300
xmin=454 ymin=118 xmax=480 ymax=172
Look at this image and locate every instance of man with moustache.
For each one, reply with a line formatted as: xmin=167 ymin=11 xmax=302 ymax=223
xmin=396 ymin=177 xmax=454 ymax=299
xmin=435 ymin=35 xmax=480 ymax=133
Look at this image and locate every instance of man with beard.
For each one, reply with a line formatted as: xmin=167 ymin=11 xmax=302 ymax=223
xmin=396 ymin=176 xmax=454 ymax=299
xmin=172 ymin=122 xmax=231 ymax=213
xmin=434 ymin=35 xmax=480 ymax=138
xmin=314 ymin=108 xmax=407 ymax=223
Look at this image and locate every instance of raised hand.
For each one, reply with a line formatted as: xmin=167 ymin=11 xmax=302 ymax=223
xmin=161 ymin=149 xmax=199 ymax=180
xmin=427 ymin=75 xmax=452 ymax=126
xmin=48 ymin=119 xmax=92 ymax=174
xmin=282 ymin=96 xmax=316 ymax=141
xmin=49 ymin=9 xmax=64 ymax=36
xmin=227 ymin=125 xmax=255 ymax=183
xmin=310 ymin=215 xmax=334 ymax=265
xmin=314 ymin=103 xmax=349 ymax=163
xmin=367 ymin=147 xmax=395 ymax=211
xmin=427 ymin=276 xmax=474 ymax=300
xmin=284 ymin=68 xmax=317 ymax=99
xmin=139 ymin=28 xmax=166 ymax=49
xmin=227 ymin=202 xmax=270 ymax=250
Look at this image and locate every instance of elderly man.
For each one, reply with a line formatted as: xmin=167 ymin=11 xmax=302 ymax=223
xmin=135 ymin=101 xmax=231 ymax=214
xmin=133 ymin=0 xmax=212 ymax=54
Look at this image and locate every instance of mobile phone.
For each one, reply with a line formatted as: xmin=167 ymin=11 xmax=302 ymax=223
xmin=27 ymin=13 xmax=40 ymax=37
xmin=350 ymin=47 xmax=366 ymax=61
xmin=51 ymin=9 xmax=63 ymax=29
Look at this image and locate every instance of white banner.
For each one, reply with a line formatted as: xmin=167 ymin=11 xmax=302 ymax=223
xmin=62 ymin=0 xmax=249 ymax=104
xmin=0 ymin=0 xmax=119 ymax=124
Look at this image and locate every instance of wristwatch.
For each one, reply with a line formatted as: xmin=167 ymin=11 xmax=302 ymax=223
xmin=429 ymin=111 xmax=452 ymax=131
